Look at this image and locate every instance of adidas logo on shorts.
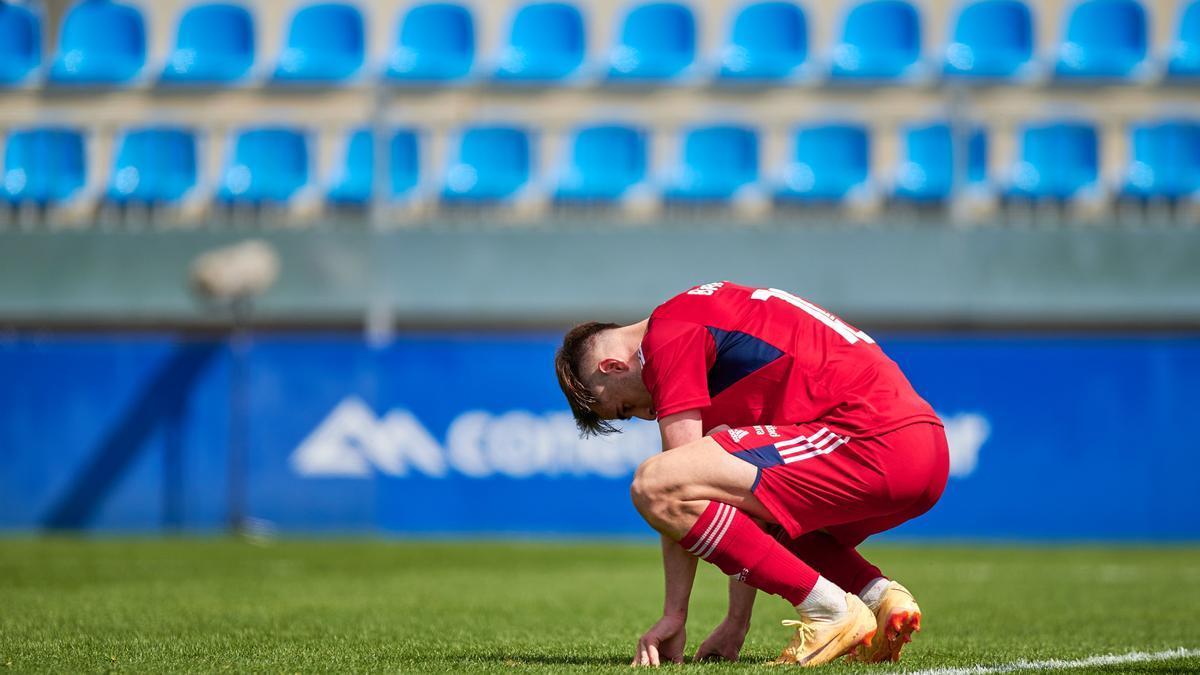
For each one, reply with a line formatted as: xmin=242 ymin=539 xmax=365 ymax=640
xmin=729 ymin=429 xmax=749 ymax=443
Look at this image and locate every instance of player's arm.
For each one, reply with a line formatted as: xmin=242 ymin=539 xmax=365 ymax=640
xmin=633 ymin=410 xmax=704 ymax=667
xmin=658 ymin=409 xmax=704 ymax=614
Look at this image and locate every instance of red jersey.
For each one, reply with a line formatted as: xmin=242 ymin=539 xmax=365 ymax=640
xmin=640 ymin=281 xmax=941 ymax=437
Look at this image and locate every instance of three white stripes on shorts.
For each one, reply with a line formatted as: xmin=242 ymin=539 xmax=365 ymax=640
xmin=687 ymin=502 xmax=736 ymax=560
xmin=688 ymin=429 xmax=848 ymax=560
xmin=775 ymin=427 xmax=848 ymax=464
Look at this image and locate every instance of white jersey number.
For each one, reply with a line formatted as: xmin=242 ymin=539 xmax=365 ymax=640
xmin=750 ymin=288 xmax=876 ymax=345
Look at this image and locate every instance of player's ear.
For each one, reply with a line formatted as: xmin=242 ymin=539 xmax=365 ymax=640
xmin=597 ymin=358 xmax=629 ymax=375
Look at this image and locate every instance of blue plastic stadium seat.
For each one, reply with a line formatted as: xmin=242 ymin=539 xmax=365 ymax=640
xmin=944 ymin=0 xmax=1034 ymax=79
xmin=1007 ymin=121 xmax=1099 ymax=200
xmin=218 ymin=127 xmax=310 ymax=204
xmin=664 ymin=125 xmax=758 ymax=202
xmin=775 ymin=124 xmax=870 ymax=202
xmin=2 ymin=128 xmax=87 ymax=205
xmin=327 ymin=129 xmax=420 ymax=205
xmin=1122 ymin=121 xmax=1200 ymax=200
xmin=0 ymin=3 xmax=41 ymax=85
xmin=1167 ymin=1 xmax=1200 ymax=79
xmin=495 ymin=2 xmax=585 ymax=81
xmin=894 ymin=123 xmax=988 ymax=203
xmin=554 ymin=124 xmax=646 ymax=202
xmin=442 ymin=126 xmax=531 ymax=203
xmin=1054 ymin=0 xmax=1147 ymax=80
xmin=718 ymin=2 xmax=808 ymax=81
xmin=830 ymin=0 xmax=922 ymax=80
xmin=607 ymin=2 xmax=696 ymax=81
xmin=107 ymin=127 xmax=198 ymax=204
xmin=385 ymin=3 xmax=475 ymax=82
xmin=273 ymin=3 xmax=364 ymax=82
xmin=50 ymin=0 xmax=146 ymax=84
xmin=161 ymin=3 xmax=255 ymax=84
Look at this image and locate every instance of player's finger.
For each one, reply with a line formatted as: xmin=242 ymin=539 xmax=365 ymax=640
xmin=647 ymin=643 xmax=660 ymax=667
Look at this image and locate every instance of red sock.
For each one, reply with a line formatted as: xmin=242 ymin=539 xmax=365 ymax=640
xmin=679 ymin=501 xmax=819 ymax=606
xmin=779 ymin=531 xmax=883 ymax=595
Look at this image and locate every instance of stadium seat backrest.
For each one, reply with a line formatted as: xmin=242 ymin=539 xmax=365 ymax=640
xmin=0 ymin=3 xmax=41 ymax=85
xmin=945 ymin=0 xmax=1034 ymax=78
xmin=1055 ymin=0 xmax=1147 ymax=78
xmin=51 ymin=0 xmax=146 ymax=84
xmin=275 ymin=2 xmax=364 ymax=82
xmin=895 ymin=123 xmax=988 ymax=201
xmin=444 ymin=126 xmax=531 ymax=201
xmin=1125 ymin=120 xmax=1200 ymax=198
xmin=783 ymin=123 xmax=869 ymax=199
xmin=108 ymin=127 xmax=198 ymax=204
xmin=1167 ymin=1 xmax=1200 ymax=77
xmin=1011 ymin=121 xmax=1098 ymax=199
xmin=221 ymin=127 xmax=309 ymax=202
xmin=496 ymin=2 xmax=586 ymax=80
xmin=328 ymin=129 xmax=421 ymax=204
xmin=387 ymin=3 xmax=475 ymax=81
xmin=831 ymin=0 xmax=922 ymax=79
xmin=2 ymin=128 xmax=87 ymax=204
xmin=719 ymin=1 xmax=808 ymax=80
xmin=556 ymin=124 xmax=646 ymax=200
xmin=669 ymin=125 xmax=758 ymax=199
xmin=609 ymin=2 xmax=696 ymax=80
xmin=163 ymin=3 xmax=256 ymax=83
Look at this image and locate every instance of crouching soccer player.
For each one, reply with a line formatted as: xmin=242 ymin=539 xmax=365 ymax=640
xmin=554 ymin=281 xmax=948 ymax=667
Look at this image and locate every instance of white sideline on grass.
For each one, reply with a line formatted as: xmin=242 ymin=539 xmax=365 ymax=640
xmin=906 ymin=647 xmax=1200 ymax=674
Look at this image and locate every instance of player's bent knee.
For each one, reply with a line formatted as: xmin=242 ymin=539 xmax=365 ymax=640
xmin=630 ymin=456 xmax=679 ymax=522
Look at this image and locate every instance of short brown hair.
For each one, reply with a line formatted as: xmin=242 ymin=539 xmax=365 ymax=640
xmin=555 ymin=321 xmax=620 ymax=437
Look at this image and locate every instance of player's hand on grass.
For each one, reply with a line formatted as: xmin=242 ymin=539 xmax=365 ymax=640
xmin=632 ymin=614 xmax=686 ymax=667
xmin=693 ymin=616 xmax=749 ymax=662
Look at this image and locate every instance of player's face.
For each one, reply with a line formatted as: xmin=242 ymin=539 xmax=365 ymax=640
xmin=591 ymin=369 xmax=656 ymax=422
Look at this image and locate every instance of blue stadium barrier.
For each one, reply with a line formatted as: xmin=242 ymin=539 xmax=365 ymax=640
xmin=607 ymin=2 xmax=696 ymax=82
xmin=943 ymin=0 xmax=1034 ymax=80
xmin=442 ymin=125 xmax=532 ymax=203
xmin=1007 ymin=121 xmax=1099 ymax=201
xmin=1 ymin=127 xmax=86 ymax=206
xmin=494 ymin=2 xmax=586 ymax=82
xmin=717 ymin=1 xmax=809 ymax=82
xmin=1054 ymin=0 xmax=1148 ymax=80
xmin=2 ymin=333 xmax=1199 ymax=540
xmin=830 ymin=0 xmax=923 ymax=81
xmin=107 ymin=127 xmax=198 ymax=205
xmin=50 ymin=0 xmax=146 ymax=85
xmin=161 ymin=3 xmax=256 ymax=84
xmin=554 ymin=124 xmax=647 ymax=202
xmin=385 ymin=3 xmax=475 ymax=82
xmin=894 ymin=123 xmax=988 ymax=203
xmin=1167 ymin=0 xmax=1200 ymax=79
xmin=217 ymin=127 xmax=310 ymax=204
xmin=273 ymin=2 xmax=364 ymax=83
xmin=1122 ymin=120 xmax=1200 ymax=201
xmin=664 ymin=125 xmax=759 ymax=202
xmin=775 ymin=123 xmax=870 ymax=203
xmin=0 ymin=3 xmax=40 ymax=86
xmin=327 ymin=128 xmax=421 ymax=205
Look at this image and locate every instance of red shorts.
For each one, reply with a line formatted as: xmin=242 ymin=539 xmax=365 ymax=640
xmin=712 ymin=422 xmax=949 ymax=544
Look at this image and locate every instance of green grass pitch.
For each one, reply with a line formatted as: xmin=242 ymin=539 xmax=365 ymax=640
xmin=1 ymin=539 xmax=1197 ymax=673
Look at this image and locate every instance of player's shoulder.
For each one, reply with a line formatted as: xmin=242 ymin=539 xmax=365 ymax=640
xmin=650 ymin=281 xmax=752 ymax=320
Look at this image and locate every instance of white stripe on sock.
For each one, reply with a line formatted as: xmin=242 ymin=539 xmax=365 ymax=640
xmin=687 ymin=503 xmax=729 ymax=554
xmin=698 ymin=504 xmax=737 ymax=560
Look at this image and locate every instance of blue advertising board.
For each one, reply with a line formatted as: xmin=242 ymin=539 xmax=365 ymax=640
xmin=1 ymin=332 xmax=1198 ymax=539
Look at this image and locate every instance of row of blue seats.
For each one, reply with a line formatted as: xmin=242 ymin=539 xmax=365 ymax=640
xmin=4 ymin=119 xmax=1200 ymax=208
xmin=2 ymin=0 xmax=1200 ymax=86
